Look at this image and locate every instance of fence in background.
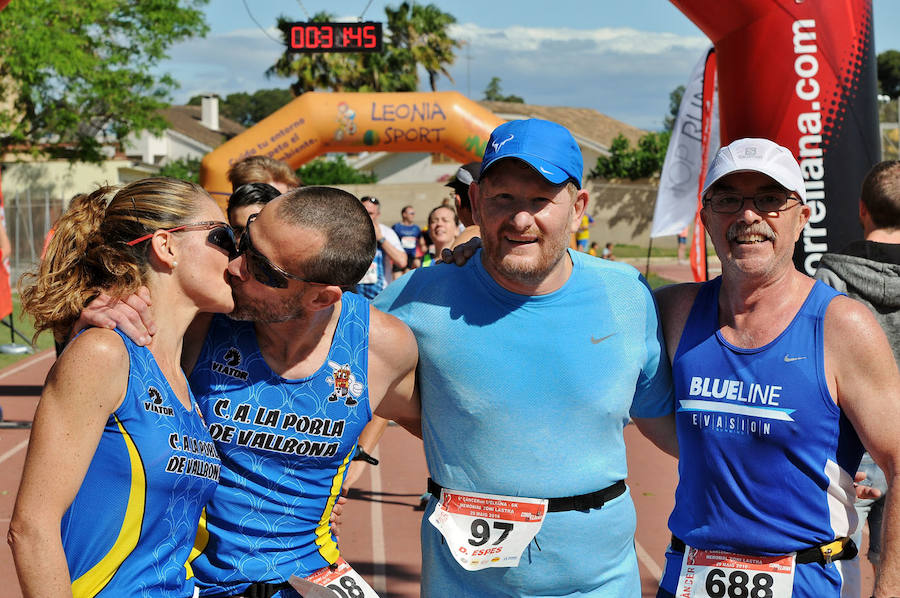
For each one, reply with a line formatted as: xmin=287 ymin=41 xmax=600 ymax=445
xmin=3 ymin=190 xmax=64 ymax=286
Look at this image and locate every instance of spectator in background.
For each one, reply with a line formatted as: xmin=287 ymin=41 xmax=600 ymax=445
xmin=576 ymin=213 xmax=594 ymax=251
xmin=588 ymin=241 xmax=600 ymax=257
xmin=227 ymin=155 xmax=301 ymax=193
xmin=227 ymin=182 xmax=280 ymax=240
xmin=392 ymin=205 xmax=421 ymax=272
xmin=420 ymin=206 xmax=459 ymax=267
xmin=814 ymin=159 xmax=900 ymax=596
xmin=446 ymin=162 xmax=481 ymax=247
xmin=676 ymin=226 xmax=689 ymax=264
xmin=356 ymin=196 xmax=407 ymax=299
xmin=602 ymin=242 xmax=615 ymax=260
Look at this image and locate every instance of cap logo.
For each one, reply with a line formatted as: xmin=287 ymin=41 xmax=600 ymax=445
xmin=539 ymin=166 xmax=555 ymax=176
xmin=492 ymin=134 xmax=514 ymax=152
xmin=742 ymin=147 xmax=758 ymax=158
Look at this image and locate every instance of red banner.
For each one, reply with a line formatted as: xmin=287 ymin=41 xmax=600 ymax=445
xmin=0 ymin=171 xmax=13 ymax=320
xmin=672 ymin=0 xmax=879 ymax=275
xmin=690 ymin=49 xmax=717 ymax=282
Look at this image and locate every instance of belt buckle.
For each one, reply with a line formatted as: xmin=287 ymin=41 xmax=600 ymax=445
xmin=819 ymin=539 xmax=843 ymax=564
xmin=571 ymin=493 xmax=595 ymax=511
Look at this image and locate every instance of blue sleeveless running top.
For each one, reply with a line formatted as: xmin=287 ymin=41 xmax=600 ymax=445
xmin=188 ymin=293 xmax=372 ymax=596
xmin=668 ymin=278 xmax=864 ymax=555
xmin=62 ymin=329 xmax=220 ymax=598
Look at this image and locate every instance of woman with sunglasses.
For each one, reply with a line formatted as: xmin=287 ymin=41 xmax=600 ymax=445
xmin=10 ymin=178 xmax=237 ymax=598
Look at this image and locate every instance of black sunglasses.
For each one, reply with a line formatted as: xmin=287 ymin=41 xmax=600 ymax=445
xmin=127 ymin=221 xmax=237 ymax=259
xmin=238 ymin=213 xmax=328 ymax=289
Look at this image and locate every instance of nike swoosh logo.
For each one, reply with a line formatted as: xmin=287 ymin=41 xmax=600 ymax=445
xmin=591 ymin=334 xmax=616 ymax=344
xmin=539 ymin=166 xmax=555 ymax=175
xmin=784 ymin=355 xmax=807 ymax=362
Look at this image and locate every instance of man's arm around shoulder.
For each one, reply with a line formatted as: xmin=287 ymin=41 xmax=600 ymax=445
xmin=825 ymin=296 xmax=900 ymax=598
xmin=633 ymin=283 xmax=704 ymax=459
xmin=369 ymin=306 xmax=421 ymax=439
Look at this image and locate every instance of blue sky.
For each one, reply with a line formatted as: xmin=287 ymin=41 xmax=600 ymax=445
xmin=158 ymin=1 xmax=900 ymax=131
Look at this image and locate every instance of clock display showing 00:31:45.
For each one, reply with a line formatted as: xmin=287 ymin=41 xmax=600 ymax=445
xmin=287 ymin=21 xmax=383 ymax=53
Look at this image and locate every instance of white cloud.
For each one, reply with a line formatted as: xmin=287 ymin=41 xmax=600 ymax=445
xmin=156 ymin=22 xmax=709 ymax=130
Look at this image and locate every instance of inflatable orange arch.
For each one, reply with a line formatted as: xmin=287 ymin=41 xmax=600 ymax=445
xmin=200 ymin=91 xmax=504 ymax=201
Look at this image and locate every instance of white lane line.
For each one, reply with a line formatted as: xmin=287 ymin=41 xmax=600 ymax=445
xmin=0 ymin=350 xmax=54 ymax=381
xmin=0 ymin=439 xmax=30 ymax=466
xmin=369 ymin=445 xmax=387 ymax=594
xmin=635 ymin=539 xmax=663 ymax=582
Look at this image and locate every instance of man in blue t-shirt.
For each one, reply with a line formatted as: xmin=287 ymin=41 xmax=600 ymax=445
xmin=392 ymin=205 xmax=421 ymax=271
xmin=375 ymin=118 xmax=677 ymax=597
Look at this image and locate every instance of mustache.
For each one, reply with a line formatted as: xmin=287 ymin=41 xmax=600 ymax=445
xmin=726 ymin=222 xmax=776 ymax=242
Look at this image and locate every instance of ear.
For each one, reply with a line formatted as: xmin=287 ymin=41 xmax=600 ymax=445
xmin=568 ymin=189 xmax=589 ymax=234
xmin=793 ymin=203 xmax=811 ymax=241
xmin=149 ymin=230 xmax=178 ymax=270
xmin=304 ymin=285 xmax=343 ymax=312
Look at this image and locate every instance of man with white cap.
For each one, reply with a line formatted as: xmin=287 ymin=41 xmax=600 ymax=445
xmin=375 ymin=118 xmax=676 ymax=597
xmin=653 ymin=138 xmax=900 ymax=598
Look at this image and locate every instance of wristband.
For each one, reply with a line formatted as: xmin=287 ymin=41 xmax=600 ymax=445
xmin=353 ymin=447 xmax=379 ymax=465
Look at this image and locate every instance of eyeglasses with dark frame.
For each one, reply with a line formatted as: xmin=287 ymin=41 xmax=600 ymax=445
xmin=238 ymin=213 xmax=329 ymax=289
xmin=127 ymin=221 xmax=238 ymax=259
xmin=704 ymin=191 xmax=801 ymax=215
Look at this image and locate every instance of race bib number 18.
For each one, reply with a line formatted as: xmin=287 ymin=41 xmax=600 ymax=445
xmin=677 ymin=547 xmax=795 ymax=598
xmin=289 ymin=558 xmax=379 ymax=598
xmin=428 ymin=488 xmax=547 ymax=571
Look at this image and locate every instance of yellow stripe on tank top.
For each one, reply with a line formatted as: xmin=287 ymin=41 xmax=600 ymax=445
xmin=314 ymin=447 xmax=354 ymax=564
xmin=185 ymin=507 xmax=210 ymax=579
xmin=71 ymin=416 xmax=147 ymax=598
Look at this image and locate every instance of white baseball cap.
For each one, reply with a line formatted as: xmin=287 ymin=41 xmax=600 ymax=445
xmin=702 ymin=138 xmax=806 ymax=203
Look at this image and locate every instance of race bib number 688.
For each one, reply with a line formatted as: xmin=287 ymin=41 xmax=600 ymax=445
xmin=677 ymin=547 xmax=795 ymax=598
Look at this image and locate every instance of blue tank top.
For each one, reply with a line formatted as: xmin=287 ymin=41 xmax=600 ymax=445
xmin=188 ymin=293 xmax=372 ymax=596
xmin=63 ymin=329 xmax=220 ymax=598
xmin=668 ymin=278 xmax=864 ymax=555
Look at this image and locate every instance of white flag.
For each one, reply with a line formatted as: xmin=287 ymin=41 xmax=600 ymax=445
xmin=650 ymin=45 xmax=719 ymax=238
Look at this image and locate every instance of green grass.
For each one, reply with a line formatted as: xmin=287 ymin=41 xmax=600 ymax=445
xmin=646 ymin=273 xmax=675 ymax=289
xmin=0 ymin=297 xmax=55 ymax=370
xmin=611 ymin=244 xmax=678 ymax=258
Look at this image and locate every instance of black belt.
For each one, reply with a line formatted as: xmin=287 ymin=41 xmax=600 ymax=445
xmin=670 ymin=535 xmax=858 ymax=565
xmin=427 ymin=478 xmax=626 ymax=512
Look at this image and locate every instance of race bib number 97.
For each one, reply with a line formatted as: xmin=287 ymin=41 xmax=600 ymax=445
xmin=428 ymin=488 xmax=547 ymax=571
xmin=677 ymin=547 xmax=795 ymax=598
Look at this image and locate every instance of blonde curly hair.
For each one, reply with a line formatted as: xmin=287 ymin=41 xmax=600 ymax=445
xmin=20 ymin=177 xmax=211 ymax=343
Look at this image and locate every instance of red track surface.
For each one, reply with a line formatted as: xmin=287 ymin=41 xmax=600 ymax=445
xmin=0 ymin=261 xmax=876 ymax=597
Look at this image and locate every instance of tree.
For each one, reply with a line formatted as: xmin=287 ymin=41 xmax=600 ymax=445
xmin=663 ymin=85 xmax=685 ymax=132
xmin=189 ymin=89 xmax=294 ymax=126
xmin=0 ymin=0 xmax=208 ymax=163
xmin=157 ymin=157 xmax=202 ymax=183
xmin=878 ymin=50 xmax=900 ymax=99
xmin=385 ymin=2 xmax=462 ymax=91
xmin=590 ymin=132 xmax=671 ymax=180
xmin=483 ymin=77 xmax=525 ymax=103
xmin=296 ymin=156 xmax=377 ymax=185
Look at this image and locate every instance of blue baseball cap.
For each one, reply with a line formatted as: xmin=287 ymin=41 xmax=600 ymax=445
xmin=480 ymin=119 xmax=583 ymax=189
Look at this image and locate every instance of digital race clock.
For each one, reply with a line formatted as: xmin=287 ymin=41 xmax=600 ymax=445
xmin=287 ymin=21 xmax=383 ymax=53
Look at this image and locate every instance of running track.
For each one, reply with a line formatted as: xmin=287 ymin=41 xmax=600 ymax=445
xmin=0 ymin=259 xmax=875 ymax=597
